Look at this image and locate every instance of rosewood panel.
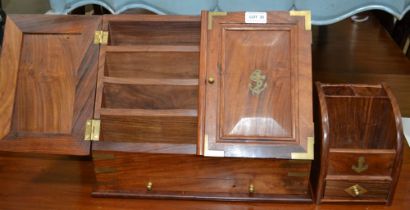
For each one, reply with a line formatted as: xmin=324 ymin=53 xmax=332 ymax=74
xmin=0 ymin=15 xmax=101 ymax=155
xmin=323 ymin=180 xmax=390 ymax=202
xmin=100 ymin=115 xmax=197 ymax=144
xmin=314 ymin=83 xmax=404 ymax=205
xmin=92 ymin=15 xmax=201 ymax=155
xmin=105 ymin=51 xmax=199 ymax=79
xmin=327 ymin=152 xmax=395 ymax=176
xmin=109 ymin=20 xmax=200 ymax=45
xmin=92 ymin=151 xmax=312 ymax=201
xmin=220 ymin=28 xmax=294 ymax=140
xmin=102 ymin=84 xmax=198 ymax=110
xmin=325 ymin=97 xmax=396 ymax=149
xmin=199 ymin=11 xmax=313 ymax=158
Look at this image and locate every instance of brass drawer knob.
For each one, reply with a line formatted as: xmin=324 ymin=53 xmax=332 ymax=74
xmin=208 ymin=76 xmax=215 ymax=84
xmin=344 ymin=184 xmax=367 ymax=197
xmin=249 ymin=184 xmax=255 ymax=193
xmin=146 ymin=181 xmax=153 ymax=191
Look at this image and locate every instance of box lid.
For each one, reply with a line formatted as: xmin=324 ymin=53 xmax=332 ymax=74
xmin=0 ymin=15 xmax=101 ymax=155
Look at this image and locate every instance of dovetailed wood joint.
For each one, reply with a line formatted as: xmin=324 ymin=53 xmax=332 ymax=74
xmin=84 ymin=119 xmax=101 ymax=141
xmin=94 ymin=31 xmax=108 ymax=45
xmin=291 ymin=137 xmax=314 ymax=160
xmin=208 ymin=11 xmax=227 ymax=30
xmin=289 ymin=10 xmax=311 ymax=30
xmin=203 ymin=134 xmax=224 ymax=157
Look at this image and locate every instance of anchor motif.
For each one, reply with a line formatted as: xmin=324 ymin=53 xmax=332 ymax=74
xmin=352 ymin=156 xmax=369 ymax=173
xmin=249 ymin=69 xmax=267 ymax=95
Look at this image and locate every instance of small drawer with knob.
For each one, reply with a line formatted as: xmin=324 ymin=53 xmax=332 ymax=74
xmin=323 ymin=180 xmax=391 ymax=202
xmin=327 ymin=151 xmax=396 ymax=176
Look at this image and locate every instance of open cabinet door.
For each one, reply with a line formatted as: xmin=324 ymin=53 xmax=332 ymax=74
xmin=0 ymin=15 xmax=101 ymax=155
xmin=199 ymin=11 xmax=314 ymax=159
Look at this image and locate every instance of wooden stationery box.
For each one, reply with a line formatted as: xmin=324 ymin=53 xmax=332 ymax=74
xmin=312 ymin=83 xmax=404 ymax=205
xmin=0 ymin=11 xmax=314 ymax=202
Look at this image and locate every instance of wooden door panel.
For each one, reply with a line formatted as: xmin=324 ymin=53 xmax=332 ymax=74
xmin=0 ymin=15 xmax=101 ymax=155
xmin=14 ymin=34 xmax=80 ymax=134
xmin=220 ymin=27 xmax=294 ymax=140
xmin=199 ymin=11 xmax=313 ymax=159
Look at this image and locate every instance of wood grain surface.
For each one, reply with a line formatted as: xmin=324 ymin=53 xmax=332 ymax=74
xmin=92 ymin=152 xmax=311 ymax=201
xmin=314 ymin=83 xmax=404 ymax=204
xmin=0 ymin=12 xmax=409 ymax=210
xmin=200 ymin=11 xmax=314 ymax=159
xmin=0 ymin=15 xmax=101 ymax=155
xmin=0 ymin=145 xmax=408 ymax=209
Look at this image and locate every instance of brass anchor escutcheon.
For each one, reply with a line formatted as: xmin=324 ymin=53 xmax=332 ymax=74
xmin=352 ymin=156 xmax=369 ymax=173
xmin=249 ymin=69 xmax=267 ymax=95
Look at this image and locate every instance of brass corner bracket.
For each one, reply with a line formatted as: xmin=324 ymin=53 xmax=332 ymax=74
xmin=208 ymin=11 xmax=227 ymax=30
xmin=289 ymin=10 xmax=311 ymax=31
xmin=203 ymin=134 xmax=225 ymax=157
xmin=291 ymin=137 xmax=314 ymax=160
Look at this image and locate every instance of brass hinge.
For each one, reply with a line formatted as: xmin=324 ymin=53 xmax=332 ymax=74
xmin=84 ymin=119 xmax=101 ymax=141
xmin=289 ymin=10 xmax=311 ymax=31
xmin=291 ymin=137 xmax=314 ymax=160
xmin=208 ymin=11 xmax=227 ymax=30
xmin=94 ymin=31 xmax=108 ymax=45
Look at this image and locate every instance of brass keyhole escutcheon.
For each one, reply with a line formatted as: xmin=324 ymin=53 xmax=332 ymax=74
xmin=249 ymin=69 xmax=267 ymax=95
xmin=208 ymin=76 xmax=215 ymax=84
xmin=249 ymin=184 xmax=255 ymax=193
xmin=146 ymin=181 xmax=153 ymax=191
xmin=352 ymin=156 xmax=368 ymax=173
xmin=344 ymin=184 xmax=367 ymax=197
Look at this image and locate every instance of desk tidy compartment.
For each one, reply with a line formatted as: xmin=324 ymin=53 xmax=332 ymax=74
xmin=312 ymin=83 xmax=404 ymax=205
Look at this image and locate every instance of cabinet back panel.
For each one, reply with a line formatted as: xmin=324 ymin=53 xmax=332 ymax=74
xmin=108 ymin=21 xmax=200 ymax=46
xmin=326 ymin=97 xmax=396 ymax=149
xmin=102 ymin=84 xmax=198 ymax=110
xmin=105 ymin=52 xmax=199 ymax=79
xmin=100 ymin=115 xmax=197 ymax=144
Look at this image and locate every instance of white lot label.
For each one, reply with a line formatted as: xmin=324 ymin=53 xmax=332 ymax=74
xmin=245 ymin=12 xmax=267 ymax=23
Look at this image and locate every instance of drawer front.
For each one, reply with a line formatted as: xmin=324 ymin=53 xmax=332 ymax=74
xmin=328 ymin=152 xmax=395 ymax=176
xmin=93 ymin=152 xmax=311 ymax=196
xmin=324 ymin=180 xmax=390 ymax=201
xmin=113 ymin=175 xmax=309 ymax=195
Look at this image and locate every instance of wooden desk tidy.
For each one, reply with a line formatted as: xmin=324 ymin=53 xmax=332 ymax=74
xmin=312 ymin=83 xmax=404 ymax=205
xmin=8 ymin=11 xmax=407 ymax=203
